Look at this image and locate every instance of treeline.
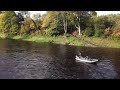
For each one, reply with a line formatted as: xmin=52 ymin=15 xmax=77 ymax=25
xmin=0 ymin=11 xmax=120 ymax=38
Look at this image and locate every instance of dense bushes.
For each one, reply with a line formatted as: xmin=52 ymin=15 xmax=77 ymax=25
xmin=94 ymin=16 xmax=113 ymax=30
xmin=19 ymin=18 xmax=39 ymax=35
xmin=20 ymin=24 xmax=28 ymax=35
xmin=41 ymin=11 xmax=63 ymax=36
xmin=84 ymin=27 xmax=95 ymax=36
xmin=0 ymin=12 xmax=41 ymax=37
xmin=0 ymin=11 xmax=19 ymax=36
xmin=83 ymin=15 xmax=117 ymax=37
xmin=94 ymin=29 xmax=104 ymax=37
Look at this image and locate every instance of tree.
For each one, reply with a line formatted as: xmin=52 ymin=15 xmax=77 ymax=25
xmin=0 ymin=11 xmax=19 ymax=36
xmin=60 ymin=11 xmax=67 ymax=34
xmin=41 ymin=11 xmax=62 ymax=36
xmin=31 ymin=19 xmax=39 ymax=30
xmin=31 ymin=13 xmax=42 ymax=30
xmin=59 ymin=11 xmax=72 ymax=35
xmin=72 ymin=11 xmax=90 ymax=35
xmin=18 ymin=11 xmax=30 ymax=18
xmin=72 ymin=11 xmax=81 ymax=35
xmin=41 ymin=11 xmax=91 ymax=36
xmin=90 ymin=11 xmax=97 ymax=17
xmin=17 ymin=13 xmax=24 ymax=22
xmin=32 ymin=13 xmax=41 ymax=20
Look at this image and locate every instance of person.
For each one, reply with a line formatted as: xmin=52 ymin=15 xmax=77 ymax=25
xmin=78 ymin=53 xmax=82 ymax=58
xmin=86 ymin=56 xmax=92 ymax=61
xmin=79 ymin=53 xmax=81 ymax=56
xmin=86 ymin=56 xmax=89 ymax=59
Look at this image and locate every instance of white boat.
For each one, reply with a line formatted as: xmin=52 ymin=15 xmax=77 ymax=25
xmin=75 ymin=55 xmax=98 ymax=63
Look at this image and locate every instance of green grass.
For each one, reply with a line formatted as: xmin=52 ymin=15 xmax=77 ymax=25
xmin=67 ymin=36 xmax=85 ymax=46
xmin=11 ymin=34 xmax=85 ymax=46
xmin=81 ymin=36 xmax=120 ymax=48
xmin=0 ymin=33 xmax=120 ymax=48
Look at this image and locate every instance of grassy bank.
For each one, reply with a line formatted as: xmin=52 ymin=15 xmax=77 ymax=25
xmin=11 ymin=34 xmax=86 ymax=46
xmin=0 ymin=33 xmax=120 ymax=48
xmin=79 ymin=36 xmax=120 ymax=48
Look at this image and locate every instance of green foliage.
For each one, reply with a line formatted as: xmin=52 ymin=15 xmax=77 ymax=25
xmin=65 ymin=34 xmax=71 ymax=37
xmin=91 ymin=15 xmax=116 ymax=37
xmin=0 ymin=11 xmax=19 ymax=36
xmin=34 ymin=19 xmax=42 ymax=30
xmin=94 ymin=29 xmax=104 ymax=37
xmin=42 ymin=11 xmax=91 ymax=36
xmin=0 ymin=11 xmax=120 ymax=42
xmin=19 ymin=18 xmax=38 ymax=35
xmin=0 ymin=11 xmax=120 ymax=48
xmin=69 ymin=11 xmax=91 ymax=31
xmin=42 ymin=11 xmax=64 ymax=35
xmin=42 ymin=11 xmax=57 ymax=28
xmin=84 ymin=28 xmax=95 ymax=36
xmin=110 ymin=36 xmax=120 ymax=40
xmin=90 ymin=11 xmax=97 ymax=16
xmin=20 ymin=24 xmax=28 ymax=35
xmin=45 ymin=28 xmax=54 ymax=36
xmin=44 ymin=28 xmax=59 ymax=36
xmin=94 ymin=16 xmax=114 ymax=30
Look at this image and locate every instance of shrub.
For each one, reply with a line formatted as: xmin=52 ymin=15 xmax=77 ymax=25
xmin=94 ymin=16 xmax=114 ymax=30
xmin=19 ymin=18 xmax=38 ymax=35
xmin=31 ymin=30 xmax=41 ymax=36
xmin=65 ymin=34 xmax=71 ymax=37
xmin=20 ymin=24 xmax=28 ymax=35
xmin=84 ymin=28 xmax=95 ymax=37
xmin=44 ymin=28 xmax=56 ymax=36
xmin=0 ymin=11 xmax=19 ymax=36
xmin=94 ymin=29 xmax=104 ymax=37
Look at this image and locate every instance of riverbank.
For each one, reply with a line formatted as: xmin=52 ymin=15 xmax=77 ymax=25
xmin=0 ymin=33 xmax=120 ymax=48
xmin=78 ymin=36 xmax=120 ymax=48
xmin=0 ymin=33 xmax=85 ymax=46
xmin=11 ymin=35 xmax=86 ymax=46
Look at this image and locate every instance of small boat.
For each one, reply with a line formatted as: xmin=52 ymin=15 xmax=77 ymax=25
xmin=75 ymin=55 xmax=98 ymax=63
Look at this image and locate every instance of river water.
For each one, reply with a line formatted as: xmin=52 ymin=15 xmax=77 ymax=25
xmin=0 ymin=38 xmax=120 ymax=79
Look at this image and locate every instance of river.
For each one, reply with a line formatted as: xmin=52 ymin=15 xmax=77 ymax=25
xmin=0 ymin=38 xmax=120 ymax=79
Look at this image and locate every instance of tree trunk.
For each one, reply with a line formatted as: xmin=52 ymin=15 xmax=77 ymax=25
xmin=65 ymin=19 xmax=67 ymax=34
xmin=63 ymin=19 xmax=67 ymax=35
xmin=78 ymin=16 xmax=81 ymax=35
xmin=63 ymin=19 xmax=66 ymax=35
xmin=31 ymin=19 xmax=39 ymax=30
xmin=78 ymin=25 xmax=81 ymax=35
xmin=63 ymin=17 xmax=68 ymax=44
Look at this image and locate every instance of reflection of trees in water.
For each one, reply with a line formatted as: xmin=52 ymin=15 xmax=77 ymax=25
xmin=0 ymin=39 xmax=10 ymax=50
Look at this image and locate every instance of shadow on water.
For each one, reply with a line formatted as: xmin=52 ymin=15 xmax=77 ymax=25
xmin=0 ymin=38 xmax=120 ymax=79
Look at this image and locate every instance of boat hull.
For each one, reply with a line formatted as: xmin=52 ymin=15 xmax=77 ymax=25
xmin=75 ymin=57 xmax=98 ymax=63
